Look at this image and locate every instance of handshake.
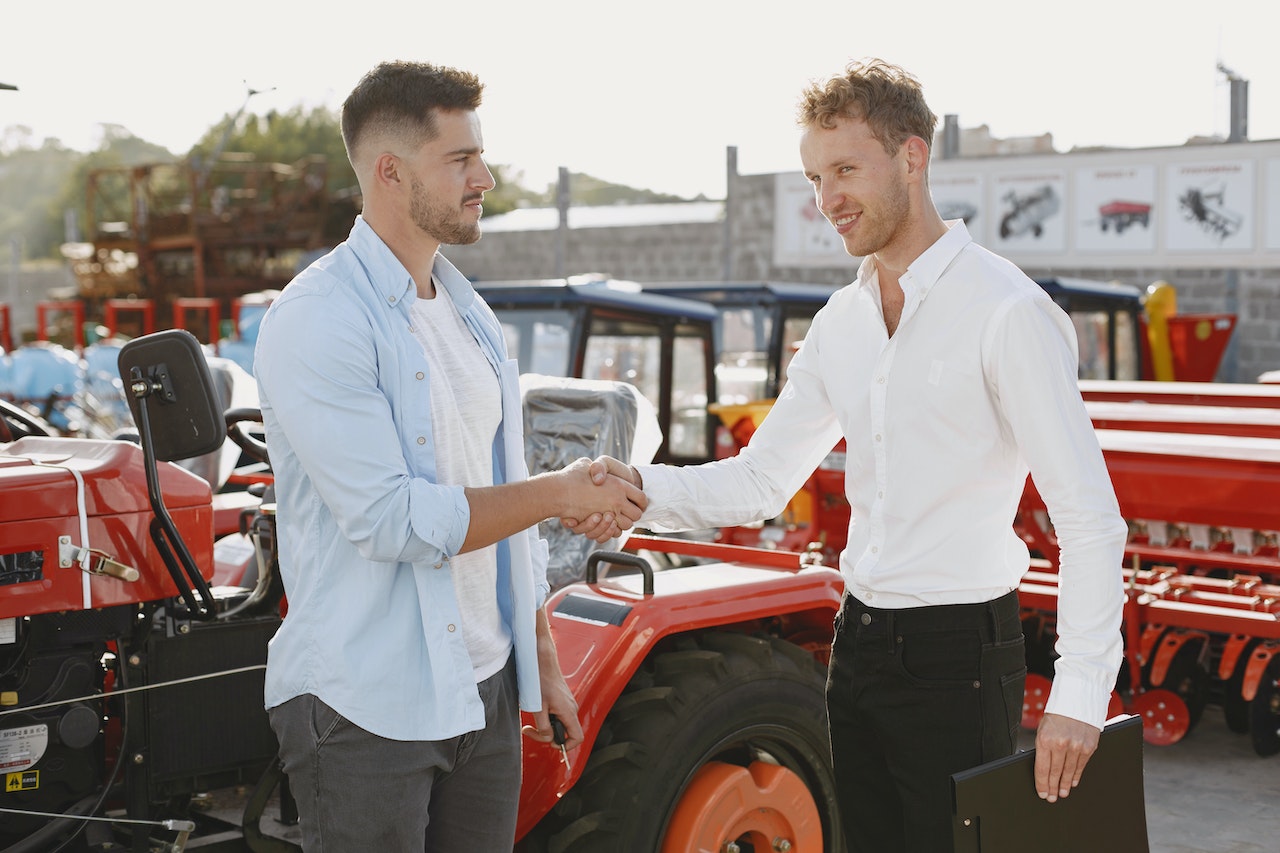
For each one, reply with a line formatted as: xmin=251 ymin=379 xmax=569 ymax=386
xmin=555 ymin=455 xmax=645 ymax=544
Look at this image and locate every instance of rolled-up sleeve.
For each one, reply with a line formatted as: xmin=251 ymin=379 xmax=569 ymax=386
xmin=256 ymin=279 xmax=470 ymax=565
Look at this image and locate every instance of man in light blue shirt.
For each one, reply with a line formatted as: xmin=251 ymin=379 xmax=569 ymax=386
xmin=255 ymin=61 xmax=645 ymax=852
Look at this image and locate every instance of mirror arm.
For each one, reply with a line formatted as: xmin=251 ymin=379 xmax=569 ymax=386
xmin=129 ymin=366 xmax=219 ymax=621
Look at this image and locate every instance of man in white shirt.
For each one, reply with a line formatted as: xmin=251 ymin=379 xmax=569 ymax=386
xmin=570 ymin=58 xmax=1127 ymax=853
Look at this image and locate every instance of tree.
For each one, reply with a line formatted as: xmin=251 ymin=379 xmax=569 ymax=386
xmin=187 ymin=105 xmax=355 ymax=196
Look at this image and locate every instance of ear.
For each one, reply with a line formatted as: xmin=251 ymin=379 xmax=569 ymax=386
xmin=373 ymin=151 xmax=402 ymax=190
xmin=901 ymin=136 xmax=930 ymax=182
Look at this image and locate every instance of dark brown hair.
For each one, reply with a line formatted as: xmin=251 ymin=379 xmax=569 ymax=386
xmin=341 ymin=61 xmax=484 ymax=159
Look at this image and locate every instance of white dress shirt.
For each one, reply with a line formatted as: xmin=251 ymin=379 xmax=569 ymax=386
xmin=639 ymin=221 xmax=1127 ymax=728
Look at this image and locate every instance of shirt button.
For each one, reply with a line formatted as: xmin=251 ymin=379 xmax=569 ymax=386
xmin=416 ymin=372 xmax=425 ymax=380
xmin=388 ymin=296 xmax=396 ymax=304
xmin=433 ymin=561 xmax=443 ymax=569
xmin=859 ymin=613 xmax=872 ymax=626
xmin=875 ymin=434 xmax=882 ymax=442
xmin=877 ymin=376 xmax=885 ymax=384
xmin=417 ymin=436 xmax=426 ymax=445
xmin=447 ymin=624 xmax=456 ymax=633
xmin=877 ymin=491 xmax=884 ymax=498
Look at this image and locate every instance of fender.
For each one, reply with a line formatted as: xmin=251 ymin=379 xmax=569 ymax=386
xmin=515 ymin=536 xmax=843 ymax=840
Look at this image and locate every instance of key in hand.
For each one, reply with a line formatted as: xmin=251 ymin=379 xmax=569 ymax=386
xmin=549 ymin=714 xmax=571 ymax=773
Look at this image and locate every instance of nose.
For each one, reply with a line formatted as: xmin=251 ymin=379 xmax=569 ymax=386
xmin=473 ymin=160 xmax=496 ymax=193
xmin=815 ymin=183 xmax=838 ymax=219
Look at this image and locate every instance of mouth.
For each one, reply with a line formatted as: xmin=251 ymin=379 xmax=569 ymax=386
xmin=830 ymin=212 xmax=860 ymax=234
xmin=464 ymin=195 xmax=484 ymax=214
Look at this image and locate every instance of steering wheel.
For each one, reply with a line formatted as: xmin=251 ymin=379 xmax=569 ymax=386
xmin=1 ymin=399 xmax=53 ymax=442
xmin=224 ymin=407 xmax=270 ymax=465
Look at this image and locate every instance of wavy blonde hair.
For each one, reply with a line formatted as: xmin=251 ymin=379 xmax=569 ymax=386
xmin=797 ymin=58 xmax=937 ymax=157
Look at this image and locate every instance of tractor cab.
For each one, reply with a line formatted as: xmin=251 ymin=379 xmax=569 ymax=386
xmin=638 ymin=281 xmax=840 ymax=405
xmin=1035 ymin=276 xmax=1145 ymax=381
xmin=473 ymin=277 xmax=718 ymax=466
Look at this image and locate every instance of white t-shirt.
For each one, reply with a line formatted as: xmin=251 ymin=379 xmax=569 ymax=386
xmin=410 ymin=279 xmax=512 ymax=682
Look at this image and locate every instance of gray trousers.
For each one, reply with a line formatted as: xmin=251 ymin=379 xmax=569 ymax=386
xmin=269 ymin=657 xmax=521 ymax=852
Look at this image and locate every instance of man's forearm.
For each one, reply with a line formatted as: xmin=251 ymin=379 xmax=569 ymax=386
xmin=461 ymin=461 xmax=645 ymax=554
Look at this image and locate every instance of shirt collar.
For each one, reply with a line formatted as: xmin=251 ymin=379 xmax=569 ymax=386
xmin=345 ymin=216 xmax=479 ymax=315
xmin=853 ymin=219 xmax=975 ymax=296
xmin=347 ymin=215 xmax=415 ymax=308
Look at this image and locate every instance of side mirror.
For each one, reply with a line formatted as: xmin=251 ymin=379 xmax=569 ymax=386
xmin=118 ymin=329 xmax=225 ymax=461
xmin=117 ymin=329 xmax=223 ymax=619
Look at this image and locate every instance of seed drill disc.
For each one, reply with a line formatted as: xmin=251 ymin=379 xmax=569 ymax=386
xmin=1131 ymin=689 xmax=1190 ymax=746
xmin=1021 ymin=673 xmax=1052 ymax=730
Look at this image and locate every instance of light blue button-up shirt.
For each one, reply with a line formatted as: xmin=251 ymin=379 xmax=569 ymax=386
xmin=255 ymin=216 xmax=550 ymax=741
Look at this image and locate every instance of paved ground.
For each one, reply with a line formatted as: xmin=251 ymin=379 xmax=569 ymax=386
xmin=207 ymin=708 xmax=1278 ymax=851
xmin=1020 ymin=710 xmax=1280 ymax=853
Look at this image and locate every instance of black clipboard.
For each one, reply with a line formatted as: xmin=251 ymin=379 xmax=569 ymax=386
xmin=951 ymin=714 xmax=1149 ymax=852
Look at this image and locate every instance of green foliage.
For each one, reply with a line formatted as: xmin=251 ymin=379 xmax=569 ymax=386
xmin=552 ymin=172 xmax=691 ymax=207
xmin=1 ymin=107 xmax=697 ymax=264
xmin=0 ymin=126 xmax=175 ymax=262
xmin=188 ymin=105 xmax=356 ymax=196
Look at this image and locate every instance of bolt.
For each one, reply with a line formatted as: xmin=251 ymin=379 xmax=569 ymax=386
xmin=132 ymin=753 xmax=145 ymax=765
xmin=723 ymin=844 xmax=740 ymax=853
xmin=128 ymin=654 xmax=142 ymax=667
xmin=773 ymin=839 xmax=793 ymax=852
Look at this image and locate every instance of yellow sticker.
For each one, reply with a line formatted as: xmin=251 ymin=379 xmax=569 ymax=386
xmin=5 ymin=771 xmax=37 ymax=792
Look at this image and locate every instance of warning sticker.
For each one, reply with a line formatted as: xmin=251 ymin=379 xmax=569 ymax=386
xmin=0 ymin=725 xmax=48 ymax=774
xmin=5 ymin=771 xmax=38 ymax=792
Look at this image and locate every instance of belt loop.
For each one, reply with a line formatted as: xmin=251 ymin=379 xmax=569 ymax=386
xmin=987 ymin=597 xmax=1001 ymax=643
xmin=989 ymin=590 xmax=1015 ymax=642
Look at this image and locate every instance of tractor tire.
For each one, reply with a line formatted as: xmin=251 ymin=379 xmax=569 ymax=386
xmin=523 ymin=631 xmax=843 ymax=853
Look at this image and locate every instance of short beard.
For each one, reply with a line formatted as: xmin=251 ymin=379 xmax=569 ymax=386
xmin=410 ymin=176 xmax=481 ymax=246
xmin=845 ymin=171 xmax=910 ymax=258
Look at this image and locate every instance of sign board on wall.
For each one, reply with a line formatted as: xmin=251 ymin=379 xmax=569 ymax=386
xmin=773 ymin=139 xmax=1280 ymax=269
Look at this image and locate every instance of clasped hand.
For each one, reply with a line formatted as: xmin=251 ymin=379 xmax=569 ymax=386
xmin=562 ymin=456 xmax=643 ymax=542
xmin=560 ymin=456 xmax=646 ymax=543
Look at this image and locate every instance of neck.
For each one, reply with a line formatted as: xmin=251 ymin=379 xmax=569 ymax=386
xmin=874 ymin=204 xmax=948 ymax=278
xmin=363 ymin=207 xmax=439 ymax=297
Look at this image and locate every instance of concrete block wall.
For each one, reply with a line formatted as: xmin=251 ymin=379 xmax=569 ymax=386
xmin=439 ymin=169 xmax=1280 ymax=383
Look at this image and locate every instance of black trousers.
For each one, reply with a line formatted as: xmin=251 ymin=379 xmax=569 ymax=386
xmin=825 ymin=590 xmax=1026 ymax=853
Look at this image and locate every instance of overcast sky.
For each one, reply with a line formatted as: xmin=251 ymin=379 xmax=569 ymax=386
xmin=4 ymin=0 xmax=1276 ymax=199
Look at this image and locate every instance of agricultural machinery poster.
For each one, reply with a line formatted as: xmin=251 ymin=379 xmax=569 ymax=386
xmin=1267 ymin=158 xmax=1280 ymax=251
xmin=1074 ymin=165 xmax=1157 ymax=252
xmin=1164 ymin=160 xmax=1254 ymax=252
xmin=930 ymin=172 xmax=984 ymax=230
xmin=773 ymin=172 xmax=860 ymax=267
xmin=991 ymin=171 xmax=1066 ymax=253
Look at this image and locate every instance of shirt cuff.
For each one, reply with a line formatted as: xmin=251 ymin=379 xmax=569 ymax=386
xmin=1043 ymin=670 xmax=1111 ymax=730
